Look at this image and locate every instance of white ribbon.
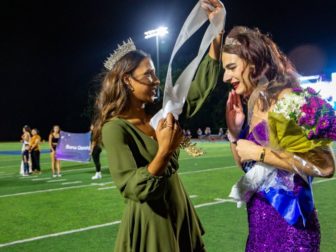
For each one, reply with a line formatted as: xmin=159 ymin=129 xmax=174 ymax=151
xmin=150 ymin=1 xmax=226 ymax=128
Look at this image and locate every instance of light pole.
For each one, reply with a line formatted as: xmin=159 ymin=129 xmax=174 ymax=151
xmin=144 ymin=26 xmax=168 ymax=98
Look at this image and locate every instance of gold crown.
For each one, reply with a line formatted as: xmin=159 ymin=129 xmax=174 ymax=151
xmin=104 ymin=38 xmax=136 ymax=70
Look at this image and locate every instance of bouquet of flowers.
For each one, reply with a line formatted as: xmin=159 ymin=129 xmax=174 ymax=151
xmin=269 ymin=86 xmax=336 ymax=153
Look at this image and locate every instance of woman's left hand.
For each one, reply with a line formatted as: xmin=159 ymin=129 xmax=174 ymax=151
xmin=235 ymin=139 xmax=263 ymax=163
xmin=200 ymin=0 xmax=224 ymax=21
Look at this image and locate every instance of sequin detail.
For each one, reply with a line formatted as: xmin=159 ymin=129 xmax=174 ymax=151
xmin=246 ymin=193 xmax=320 ymax=251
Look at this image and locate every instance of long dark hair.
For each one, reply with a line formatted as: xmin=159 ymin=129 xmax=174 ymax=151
xmin=92 ymin=50 xmax=150 ymax=144
xmin=223 ymin=26 xmax=300 ymax=120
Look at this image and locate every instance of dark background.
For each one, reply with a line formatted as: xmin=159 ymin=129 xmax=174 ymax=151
xmin=2 ymin=0 xmax=336 ymax=141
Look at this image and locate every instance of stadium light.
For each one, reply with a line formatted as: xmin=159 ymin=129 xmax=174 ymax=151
xmin=144 ymin=26 xmax=168 ymax=39
xmin=144 ymin=26 xmax=169 ymax=98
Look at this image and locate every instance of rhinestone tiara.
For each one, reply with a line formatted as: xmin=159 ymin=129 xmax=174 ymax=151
xmin=103 ymin=38 xmax=136 ymax=70
xmin=224 ymin=37 xmax=241 ymax=46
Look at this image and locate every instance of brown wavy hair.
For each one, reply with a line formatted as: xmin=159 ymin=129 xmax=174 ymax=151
xmin=92 ymin=50 xmax=150 ymax=144
xmin=223 ymin=26 xmax=300 ymax=121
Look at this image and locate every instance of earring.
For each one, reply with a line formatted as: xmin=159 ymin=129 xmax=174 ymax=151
xmin=127 ymin=84 xmax=134 ymax=92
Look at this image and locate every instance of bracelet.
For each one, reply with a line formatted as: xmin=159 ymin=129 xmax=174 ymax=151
xmin=227 ymin=130 xmax=238 ymax=144
xmin=259 ymin=148 xmax=266 ymax=162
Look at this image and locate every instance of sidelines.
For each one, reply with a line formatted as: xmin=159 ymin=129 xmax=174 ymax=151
xmin=0 ymin=170 xmax=335 ymax=248
xmin=0 ymin=166 xmax=234 ymax=198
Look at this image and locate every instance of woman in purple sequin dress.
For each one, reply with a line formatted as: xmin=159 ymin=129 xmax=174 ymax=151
xmin=221 ymin=26 xmax=335 ymax=251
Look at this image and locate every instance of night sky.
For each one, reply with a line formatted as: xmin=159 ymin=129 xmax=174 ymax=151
xmin=2 ymin=0 xmax=336 ymax=141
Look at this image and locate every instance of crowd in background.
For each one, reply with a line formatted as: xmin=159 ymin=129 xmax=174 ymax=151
xmin=188 ymin=127 xmax=227 ymax=141
xmin=19 ymin=124 xmax=103 ymax=180
xmin=19 ymin=125 xmax=62 ymax=177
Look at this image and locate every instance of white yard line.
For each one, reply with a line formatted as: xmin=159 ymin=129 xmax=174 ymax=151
xmin=47 ymin=179 xmax=67 ymax=183
xmin=0 ymin=174 xmax=15 ymax=178
xmin=189 ymin=195 xmax=198 ymax=199
xmin=97 ymin=186 xmax=116 ymax=190
xmin=19 ymin=175 xmax=38 ymax=179
xmin=0 ymin=221 xmax=122 ymax=248
xmin=63 ymin=167 xmax=97 ymax=173
xmin=194 ymin=199 xmax=236 ymax=208
xmin=0 ymin=166 xmax=102 ymax=179
xmin=32 ymin=178 xmax=52 ymax=181
xmin=90 ymin=182 xmax=114 ymax=186
xmin=61 ymin=181 xmax=82 ymax=185
xmin=0 ymin=184 xmax=97 ymax=198
xmin=313 ymin=177 xmax=336 ymax=184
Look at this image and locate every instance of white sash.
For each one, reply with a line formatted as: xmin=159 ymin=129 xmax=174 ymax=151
xmin=150 ymin=1 xmax=226 ymax=128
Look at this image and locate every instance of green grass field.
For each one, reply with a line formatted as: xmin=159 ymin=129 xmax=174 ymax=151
xmin=0 ymin=142 xmax=335 ymax=251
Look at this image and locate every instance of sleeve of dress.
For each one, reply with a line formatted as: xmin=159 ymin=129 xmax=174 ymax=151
xmin=102 ymin=120 xmax=167 ymax=202
xmin=185 ymin=54 xmax=221 ymax=118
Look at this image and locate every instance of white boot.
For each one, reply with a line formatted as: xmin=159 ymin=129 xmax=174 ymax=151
xmin=92 ymin=172 xmax=102 ymax=180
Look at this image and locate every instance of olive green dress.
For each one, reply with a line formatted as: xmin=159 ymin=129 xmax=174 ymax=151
xmin=102 ymin=55 xmax=220 ymax=252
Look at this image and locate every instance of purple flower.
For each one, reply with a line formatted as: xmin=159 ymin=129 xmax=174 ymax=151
xmin=327 ymin=96 xmax=333 ymax=102
xmin=307 ymin=130 xmax=315 ymax=140
xmin=306 ymin=115 xmax=316 ymax=126
xmin=307 ymin=87 xmax=318 ymax=95
xmin=317 ymin=116 xmax=330 ymax=130
xmin=293 ymin=87 xmax=303 ymax=93
xmin=298 ymin=116 xmax=306 ymax=126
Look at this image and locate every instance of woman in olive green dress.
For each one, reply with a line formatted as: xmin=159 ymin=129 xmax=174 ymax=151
xmin=93 ymin=2 xmax=223 ymax=251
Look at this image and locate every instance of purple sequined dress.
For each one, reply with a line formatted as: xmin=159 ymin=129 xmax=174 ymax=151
xmin=243 ymin=121 xmax=320 ymax=252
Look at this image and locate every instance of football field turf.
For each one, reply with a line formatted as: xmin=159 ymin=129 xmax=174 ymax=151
xmin=0 ymin=142 xmax=335 ymax=251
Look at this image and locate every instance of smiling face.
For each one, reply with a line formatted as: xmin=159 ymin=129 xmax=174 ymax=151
xmin=127 ymin=57 xmax=160 ymax=104
xmin=222 ymin=52 xmax=254 ymax=97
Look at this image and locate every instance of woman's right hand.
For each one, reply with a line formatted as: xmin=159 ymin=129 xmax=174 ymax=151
xmin=226 ymin=90 xmax=245 ymax=138
xmin=156 ymin=113 xmax=183 ymax=156
xmin=200 ymin=0 xmax=224 ymax=22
